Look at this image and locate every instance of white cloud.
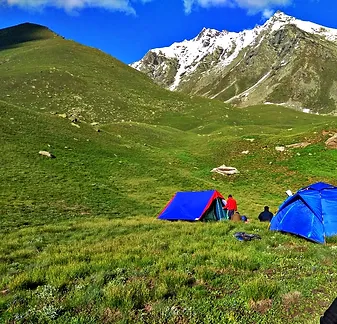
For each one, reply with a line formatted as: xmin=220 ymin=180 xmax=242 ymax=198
xmin=183 ymin=0 xmax=292 ymax=15
xmin=0 ymin=0 xmax=151 ymax=14
xmin=262 ymin=8 xmax=274 ymax=18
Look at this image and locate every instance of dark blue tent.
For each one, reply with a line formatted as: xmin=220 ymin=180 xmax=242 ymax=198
xmin=158 ymin=190 xmax=226 ymax=221
xmin=270 ymin=182 xmax=337 ymax=244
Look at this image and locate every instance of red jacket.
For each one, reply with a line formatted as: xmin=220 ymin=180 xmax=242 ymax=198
xmin=226 ymin=197 xmax=237 ymax=211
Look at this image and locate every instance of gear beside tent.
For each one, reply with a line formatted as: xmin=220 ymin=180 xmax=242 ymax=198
xmin=270 ymin=182 xmax=337 ymax=244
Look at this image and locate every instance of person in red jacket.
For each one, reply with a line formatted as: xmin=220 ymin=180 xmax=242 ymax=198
xmin=226 ymin=195 xmax=237 ymax=220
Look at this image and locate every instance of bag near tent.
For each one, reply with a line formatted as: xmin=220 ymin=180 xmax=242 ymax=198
xmin=158 ymin=190 xmax=227 ymax=221
xmin=270 ymin=182 xmax=337 ymax=244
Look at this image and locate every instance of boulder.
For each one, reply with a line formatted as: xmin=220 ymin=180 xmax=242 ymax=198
xmin=325 ymin=134 xmax=337 ymax=149
xmin=275 ymin=146 xmax=285 ymax=152
xmin=211 ymin=165 xmax=239 ymax=175
xmin=39 ymin=151 xmax=56 ymax=158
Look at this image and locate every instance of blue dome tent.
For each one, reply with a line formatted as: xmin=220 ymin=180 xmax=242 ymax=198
xmin=158 ymin=190 xmax=226 ymax=221
xmin=270 ymin=182 xmax=337 ymax=244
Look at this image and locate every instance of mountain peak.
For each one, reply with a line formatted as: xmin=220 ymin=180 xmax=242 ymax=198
xmin=263 ymin=11 xmax=337 ymax=40
xmin=266 ymin=11 xmax=293 ymax=25
xmin=19 ymin=22 xmax=47 ymax=28
xmin=273 ymin=11 xmax=289 ymax=18
xmin=0 ymin=22 xmax=60 ymax=48
xmin=195 ymin=27 xmax=221 ymax=41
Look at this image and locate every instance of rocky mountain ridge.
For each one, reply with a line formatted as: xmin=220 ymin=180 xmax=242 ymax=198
xmin=131 ymin=12 xmax=337 ymax=114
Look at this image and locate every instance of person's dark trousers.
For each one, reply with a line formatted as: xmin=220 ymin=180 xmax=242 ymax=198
xmin=227 ymin=210 xmax=234 ymax=220
xmin=321 ymin=297 xmax=337 ymax=324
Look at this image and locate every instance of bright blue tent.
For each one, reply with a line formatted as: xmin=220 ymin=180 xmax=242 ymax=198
xmin=270 ymin=182 xmax=337 ymax=244
xmin=158 ymin=190 xmax=226 ymax=221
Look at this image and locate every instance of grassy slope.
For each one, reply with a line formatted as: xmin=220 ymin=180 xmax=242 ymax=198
xmin=0 ymin=24 xmax=232 ymax=126
xmin=2 ymin=24 xmax=337 ymax=323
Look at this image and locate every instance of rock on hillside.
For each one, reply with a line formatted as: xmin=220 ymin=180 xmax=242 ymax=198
xmin=131 ymin=12 xmax=337 ymax=114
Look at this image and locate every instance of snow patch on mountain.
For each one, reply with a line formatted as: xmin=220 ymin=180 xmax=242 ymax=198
xmin=225 ymin=71 xmax=272 ymax=103
xmin=142 ymin=25 xmax=265 ymax=90
xmin=131 ymin=11 xmax=337 ymax=90
xmin=269 ymin=12 xmax=337 ymax=41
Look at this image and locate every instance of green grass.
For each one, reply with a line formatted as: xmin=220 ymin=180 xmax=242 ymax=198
xmin=1 ymin=23 xmax=337 ymax=323
xmin=2 ymin=217 xmax=337 ymax=323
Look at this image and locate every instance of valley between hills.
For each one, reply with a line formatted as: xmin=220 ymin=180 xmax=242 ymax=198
xmin=1 ymin=21 xmax=337 ymax=323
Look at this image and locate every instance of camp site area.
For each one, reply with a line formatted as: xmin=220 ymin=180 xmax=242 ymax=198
xmin=3 ymin=22 xmax=337 ymax=324
xmin=3 ymin=108 xmax=337 ymax=324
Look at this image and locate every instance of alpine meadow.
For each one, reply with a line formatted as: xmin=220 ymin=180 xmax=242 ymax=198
xmin=2 ymin=20 xmax=337 ymax=323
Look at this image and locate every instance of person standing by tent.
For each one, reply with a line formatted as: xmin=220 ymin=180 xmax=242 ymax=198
xmin=258 ymin=206 xmax=274 ymax=222
xmin=226 ymin=195 xmax=237 ymax=220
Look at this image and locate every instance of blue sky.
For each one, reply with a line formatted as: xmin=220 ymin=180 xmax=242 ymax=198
xmin=0 ymin=0 xmax=336 ymax=64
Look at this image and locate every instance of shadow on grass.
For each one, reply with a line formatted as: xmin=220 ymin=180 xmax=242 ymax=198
xmin=0 ymin=22 xmax=59 ymax=51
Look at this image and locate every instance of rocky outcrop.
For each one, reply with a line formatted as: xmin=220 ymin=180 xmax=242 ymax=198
xmin=132 ymin=51 xmax=179 ymax=88
xmin=325 ymin=134 xmax=337 ymax=149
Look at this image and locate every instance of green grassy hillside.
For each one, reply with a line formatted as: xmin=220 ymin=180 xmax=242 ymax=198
xmin=2 ymin=23 xmax=337 ymax=323
xmin=0 ymin=23 xmax=232 ymax=126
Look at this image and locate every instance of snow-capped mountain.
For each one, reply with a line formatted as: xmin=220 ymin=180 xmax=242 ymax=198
xmin=132 ymin=25 xmax=265 ymax=90
xmin=131 ymin=11 xmax=337 ymax=114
